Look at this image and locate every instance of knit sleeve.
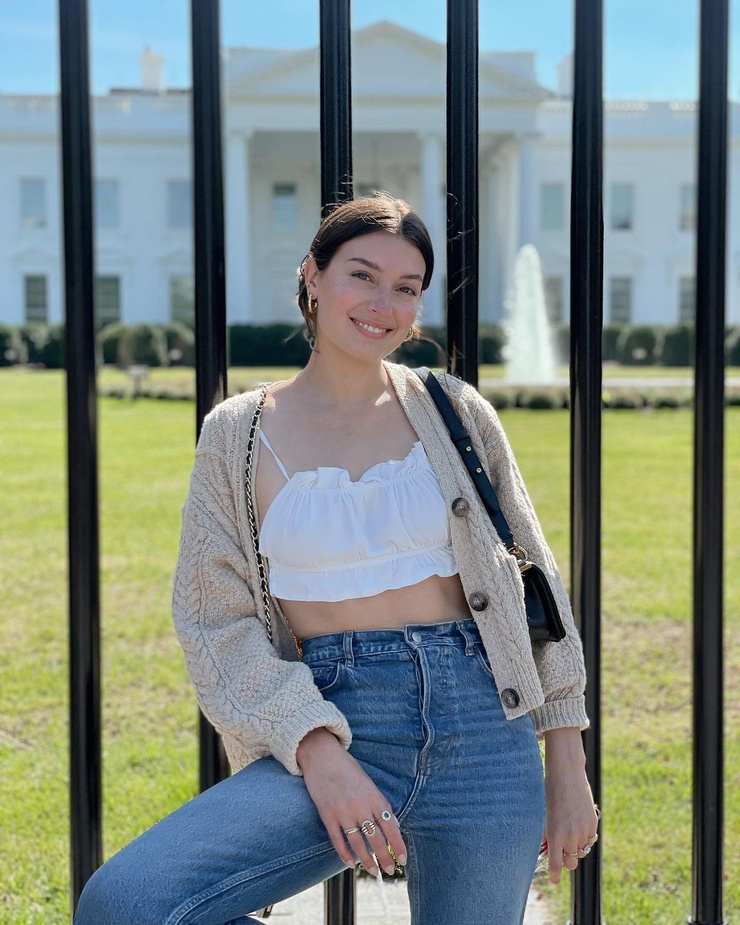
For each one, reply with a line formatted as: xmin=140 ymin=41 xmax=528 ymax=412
xmin=450 ymin=378 xmax=589 ymax=734
xmin=172 ymin=413 xmax=352 ymax=775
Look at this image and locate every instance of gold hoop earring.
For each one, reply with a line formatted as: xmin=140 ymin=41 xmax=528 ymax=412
xmin=307 ymin=296 xmax=317 ymax=315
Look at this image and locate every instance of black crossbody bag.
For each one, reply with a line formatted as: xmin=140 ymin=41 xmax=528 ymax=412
xmin=416 ymin=368 xmax=566 ymax=643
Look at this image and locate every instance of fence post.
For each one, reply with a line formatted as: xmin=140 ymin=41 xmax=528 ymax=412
xmin=690 ymin=1 xmax=728 ymax=922
xmin=318 ymin=1 xmax=356 ymax=921
xmin=190 ymin=0 xmax=231 ymax=792
xmin=58 ymin=0 xmax=103 ymax=913
xmin=446 ymin=0 xmax=479 ymax=385
xmin=569 ymin=1 xmax=604 ymax=922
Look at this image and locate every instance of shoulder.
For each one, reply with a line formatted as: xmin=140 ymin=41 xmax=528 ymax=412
xmin=197 ymin=385 xmax=273 ymax=453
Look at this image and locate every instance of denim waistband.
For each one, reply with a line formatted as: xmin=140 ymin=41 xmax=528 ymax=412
xmin=301 ymin=618 xmax=483 ymax=664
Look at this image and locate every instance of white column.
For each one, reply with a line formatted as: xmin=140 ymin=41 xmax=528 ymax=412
xmin=517 ymin=133 xmax=538 ymax=249
xmin=420 ymin=133 xmax=446 ymax=326
xmin=226 ymin=131 xmax=252 ymax=323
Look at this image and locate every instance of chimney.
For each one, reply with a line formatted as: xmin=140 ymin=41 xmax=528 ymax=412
xmin=556 ymin=53 xmax=573 ymax=97
xmin=139 ymin=45 xmax=164 ymax=92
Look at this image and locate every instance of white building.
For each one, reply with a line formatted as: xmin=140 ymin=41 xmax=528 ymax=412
xmin=1 ymin=21 xmax=738 ymax=331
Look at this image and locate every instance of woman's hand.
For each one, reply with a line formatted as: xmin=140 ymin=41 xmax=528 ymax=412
xmin=543 ymin=727 xmax=599 ymax=885
xmin=296 ymin=728 xmax=407 ymax=877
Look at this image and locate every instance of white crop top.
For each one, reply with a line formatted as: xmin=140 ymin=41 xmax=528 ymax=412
xmin=258 ymin=432 xmax=458 ymax=602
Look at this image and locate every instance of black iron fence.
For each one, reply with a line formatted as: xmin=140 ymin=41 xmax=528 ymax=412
xmin=60 ymin=1 xmax=728 ymax=922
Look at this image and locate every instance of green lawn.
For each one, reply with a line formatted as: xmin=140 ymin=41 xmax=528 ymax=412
xmin=0 ymin=368 xmax=738 ymax=924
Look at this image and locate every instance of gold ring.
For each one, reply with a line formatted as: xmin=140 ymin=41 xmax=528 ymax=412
xmin=361 ymin=819 xmax=377 ymax=838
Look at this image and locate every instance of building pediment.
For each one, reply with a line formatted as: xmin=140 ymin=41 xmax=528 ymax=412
xmin=227 ymin=20 xmax=550 ymax=103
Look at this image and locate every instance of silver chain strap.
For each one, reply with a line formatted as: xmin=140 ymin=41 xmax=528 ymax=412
xmin=244 ymin=386 xmax=273 ymax=644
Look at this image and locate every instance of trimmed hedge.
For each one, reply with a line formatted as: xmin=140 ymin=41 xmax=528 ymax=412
xmin=617 ymin=325 xmax=658 ymax=366
xmin=658 ymin=323 xmax=694 ymax=367
xmin=1 ymin=321 xmax=740 ymax=370
xmin=727 ymin=325 xmax=740 ymax=366
xmin=0 ymin=325 xmax=27 ymax=366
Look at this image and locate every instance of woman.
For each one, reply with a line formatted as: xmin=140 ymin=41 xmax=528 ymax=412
xmin=75 ymin=193 xmax=597 ymax=925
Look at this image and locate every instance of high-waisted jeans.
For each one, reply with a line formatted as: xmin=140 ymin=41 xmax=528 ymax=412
xmin=74 ymin=620 xmax=546 ymax=925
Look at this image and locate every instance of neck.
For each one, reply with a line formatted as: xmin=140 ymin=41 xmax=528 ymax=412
xmin=297 ymin=351 xmax=391 ymax=408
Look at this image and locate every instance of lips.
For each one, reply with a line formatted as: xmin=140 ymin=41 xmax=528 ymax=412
xmin=351 ymin=318 xmax=393 ymax=336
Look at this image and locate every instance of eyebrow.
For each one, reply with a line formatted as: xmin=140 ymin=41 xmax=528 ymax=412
xmin=346 ymin=257 xmax=423 ymax=282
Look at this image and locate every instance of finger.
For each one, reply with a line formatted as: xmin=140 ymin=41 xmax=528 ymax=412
xmin=375 ymin=812 xmax=407 ymax=871
xmin=345 ymin=829 xmax=380 ymax=876
xmin=328 ymin=823 xmax=357 ymax=869
xmin=548 ymin=846 xmax=563 ymax=884
xmin=364 ymin=821 xmax=398 ymax=875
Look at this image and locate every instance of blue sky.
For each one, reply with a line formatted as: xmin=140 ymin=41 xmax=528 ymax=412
xmin=0 ymin=0 xmax=738 ymax=99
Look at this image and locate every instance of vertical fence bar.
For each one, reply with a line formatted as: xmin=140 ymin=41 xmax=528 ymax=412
xmin=569 ymin=1 xmax=604 ymax=923
xmin=320 ymin=0 xmax=353 ymax=211
xmin=690 ymin=2 xmax=728 ymax=923
xmin=446 ymin=0 xmax=479 ymax=386
xmin=58 ymin=0 xmax=103 ymax=912
xmin=191 ymin=0 xmax=231 ymax=791
xmin=319 ymin=1 xmax=355 ymax=921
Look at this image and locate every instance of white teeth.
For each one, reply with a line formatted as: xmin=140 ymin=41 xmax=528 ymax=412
xmin=354 ymin=320 xmax=388 ymax=335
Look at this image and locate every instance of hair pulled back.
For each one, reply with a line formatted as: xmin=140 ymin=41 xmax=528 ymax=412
xmin=297 ymin=192 xmax=434 ymax=345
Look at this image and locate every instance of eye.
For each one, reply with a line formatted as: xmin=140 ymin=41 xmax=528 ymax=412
xmin=352 ymin=271 xmax=372 ymax=282
xmin=399 ymin=286 xmax=419 ymax=297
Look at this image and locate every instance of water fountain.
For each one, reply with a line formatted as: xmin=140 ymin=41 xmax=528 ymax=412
xmin=503 ymin=244 xmax=557 ymax=385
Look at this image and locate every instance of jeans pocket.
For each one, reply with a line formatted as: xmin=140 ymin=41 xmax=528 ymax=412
xmin=474 ymin=645 xmax=497 ymax=684
xmin=308 ymin=661 xmax=342 ymax=693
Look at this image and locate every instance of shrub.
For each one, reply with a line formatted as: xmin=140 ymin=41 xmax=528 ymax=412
xmin=617 ymin=325 xmax=658 ymax=366
xmin=516 ymin=388 xmax=567 ymax=410
xmin=602 ymin=390 xmax=646 ymax=410
xmin=603 ymin=324 xmax=625 ymax=363
xmin=163 ymin=322 xmax=195 ymax=366
xmin=479 ymin=324 xmax=505 ymax=364
xmin=0 ymin=325 xmax=27 ymax=366
xmin=98 ymin=323 xmax=128 ymax=366
xmin=229 ymin=323 xmax=311 ymax=367
xmin=726 ymin=325 xmax=740 ymax=366
xmin=659 ymin=323 xmax=694 ymax=367
xmin=19 ymin=323 xmax=57 ymax=366
xmin=118 ymin=324 xmax=169 ymax=368
xmin=480 ymin=388 xmax=513 ymax=410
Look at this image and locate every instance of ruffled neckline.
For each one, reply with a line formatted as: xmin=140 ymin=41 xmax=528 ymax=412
xmin=289 ymin=440 xmax=424 ymax=489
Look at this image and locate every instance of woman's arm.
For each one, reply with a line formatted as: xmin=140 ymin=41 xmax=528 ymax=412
xmin=172 ymin=411 xmax=352 ymax=775
xmin=543 ymin=728 xmax=598 ymax=884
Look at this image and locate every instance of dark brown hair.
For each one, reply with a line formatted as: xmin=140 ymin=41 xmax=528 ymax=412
xmin=297 ymin=192 xmax=434 ymax=345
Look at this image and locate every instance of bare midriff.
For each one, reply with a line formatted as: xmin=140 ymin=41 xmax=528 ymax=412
xmin=280 ymin=572 xmax=471 ymax=641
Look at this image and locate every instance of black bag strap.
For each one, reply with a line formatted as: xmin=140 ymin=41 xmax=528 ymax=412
xmin=415 ymin=367 xmax=517 ymax=552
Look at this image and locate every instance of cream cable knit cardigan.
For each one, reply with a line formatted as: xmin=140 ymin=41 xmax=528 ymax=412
xmin=172 ymin=362 xmax=588 ymax=776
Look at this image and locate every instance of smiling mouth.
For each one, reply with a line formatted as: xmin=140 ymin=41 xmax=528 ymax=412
xmin=351 ymin=318 xmax=392 ymax=336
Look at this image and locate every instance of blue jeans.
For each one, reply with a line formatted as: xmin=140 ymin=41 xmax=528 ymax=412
xmin=74 ymin=620 xmax=545 ymax=925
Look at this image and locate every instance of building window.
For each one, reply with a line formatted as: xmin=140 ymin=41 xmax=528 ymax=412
xmin=20 ymin=178 xmax=46 ymax=228
xmin=170 ymin=274 xmax=194 ymax=325
xmin=679 ymin=276 xmax=695 ymax=321
xmin=95 ymin=275 xmax=121 ymax=327
xmin=610 ymin=183 xmax=634 ymax=231
xmin=167 ymin=180 xmax=192 ymax=229
xmin=679 ymin=184 xmax=696 ymax=231
xmin=95 ymin=179 xmax=120 ymax=229
xmin=609 ymin=276 xmax=633 ymax=323
xmin=272 ymin=183 xmax=298 ymax=231
xmin=540 ymin=183 xmax=564 ymax=232
xmin=544 ymin=276 xmax=564 ymax=323
xmin=24 ymin=275 xmax=48 ymax=323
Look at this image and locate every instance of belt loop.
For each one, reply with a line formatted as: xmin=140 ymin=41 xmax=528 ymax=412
xmin=343 ymin=631 xmax=355 ymax=666
xmin=457 ymin=620 xmax=476 ymax=655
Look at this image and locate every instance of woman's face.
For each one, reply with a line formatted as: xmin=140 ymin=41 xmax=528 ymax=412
xmin=305 ymin=231 xmax=425 ymax=360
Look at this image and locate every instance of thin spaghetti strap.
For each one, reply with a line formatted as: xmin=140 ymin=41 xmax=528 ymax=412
xmin=259 ymin=431 xmax=290 ymax=481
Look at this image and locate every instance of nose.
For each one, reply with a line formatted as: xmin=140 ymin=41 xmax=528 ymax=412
xmin=370 ymin=286 xmax=392 ymax=313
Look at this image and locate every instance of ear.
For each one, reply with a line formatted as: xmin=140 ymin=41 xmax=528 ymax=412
xmin=303 ymin=255 xmax=320 ymax=295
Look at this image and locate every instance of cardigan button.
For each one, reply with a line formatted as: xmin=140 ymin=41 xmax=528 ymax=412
xmin=501 ymin=688 xmax=520 ymax=709
xmin=451 ymin=497 xmax=470 ymax=516
xmin=468 ymin=591 xmax=489 ymax=612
